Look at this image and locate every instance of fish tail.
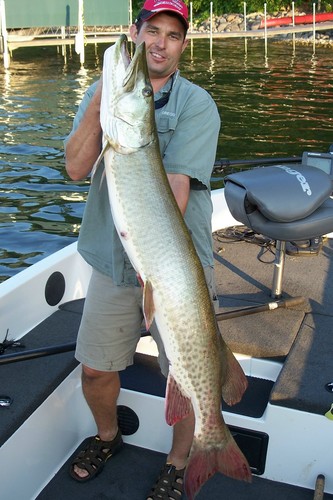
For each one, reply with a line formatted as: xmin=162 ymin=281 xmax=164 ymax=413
xmin=185 ymin=435 xmax=252 ymax=499
xmin=221 ymin=339 xmax=248 ymax=406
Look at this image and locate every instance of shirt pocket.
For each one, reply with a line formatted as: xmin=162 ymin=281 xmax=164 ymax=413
xmin=157 ymin=116 xmax=179 ymax=154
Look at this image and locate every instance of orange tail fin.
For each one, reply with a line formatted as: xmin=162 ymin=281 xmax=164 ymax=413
xmin=185 ymin=436 xmax=252 ymax=499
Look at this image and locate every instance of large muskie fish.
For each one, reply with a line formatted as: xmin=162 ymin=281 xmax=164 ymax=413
xmin=98 ymin=34 xmax=251 ymax=499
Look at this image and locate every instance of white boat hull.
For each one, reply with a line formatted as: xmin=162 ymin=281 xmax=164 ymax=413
xmin=1 ymin=188 xmax=332 ymax=498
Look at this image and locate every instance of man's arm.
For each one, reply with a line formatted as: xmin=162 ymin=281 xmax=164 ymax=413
xmin=65 ymin=80 xmax=103 ymax=181
xmin=167 ymin=173 xmax=190 ymax=215
xmin=161 ymin=85 xmax=220 ymax=192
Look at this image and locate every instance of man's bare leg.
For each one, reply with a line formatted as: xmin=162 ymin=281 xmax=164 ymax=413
xmin=167 ymin=409 xmax=195 ymax=469
xmin=73 ymin=366 xmax=120 ymax=479
xmin=147 ymin=410 xmax=195 ymax=499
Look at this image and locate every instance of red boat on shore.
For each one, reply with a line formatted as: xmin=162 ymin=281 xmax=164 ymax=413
xmin=260 ymin=11 xmax=333 ymax=28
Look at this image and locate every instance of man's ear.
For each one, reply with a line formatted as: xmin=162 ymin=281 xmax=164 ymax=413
xmin=181 ymin=38 xmax=189 ymax=54
xmin=129 ymin=24 xmax=138 ymax=42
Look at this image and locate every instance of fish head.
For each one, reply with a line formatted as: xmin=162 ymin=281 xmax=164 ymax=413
xmin=101 ymin=34 xmax=155 ymax=153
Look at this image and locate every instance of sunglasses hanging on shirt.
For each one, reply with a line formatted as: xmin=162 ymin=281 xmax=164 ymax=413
xmin=154 ymin=73 xmax=175 ymax=110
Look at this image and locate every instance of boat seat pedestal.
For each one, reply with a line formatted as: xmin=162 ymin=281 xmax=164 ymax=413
xmin=224 ymin=165 xmax=333 ymax=298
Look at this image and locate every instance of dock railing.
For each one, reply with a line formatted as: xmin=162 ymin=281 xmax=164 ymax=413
xmin=1 ymin=0 xmax=333 ymax=68
xmin=0 ymin=0 xmax=129 ymax=68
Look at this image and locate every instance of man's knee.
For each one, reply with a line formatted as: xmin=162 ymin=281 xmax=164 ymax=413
xmin=81 ymin=364 xmax=117 ymax=382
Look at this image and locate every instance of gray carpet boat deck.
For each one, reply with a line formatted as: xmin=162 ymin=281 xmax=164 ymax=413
xmin=37 ymin=443 xmax=327 ymax=500
xmin=2 ymin=232 xmax=333 ymax=499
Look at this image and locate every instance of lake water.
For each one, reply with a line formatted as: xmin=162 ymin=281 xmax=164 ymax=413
xmin=0 ymin=37 xmax=332 ymax=282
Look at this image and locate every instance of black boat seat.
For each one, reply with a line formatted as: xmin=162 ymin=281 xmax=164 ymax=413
xmin=224 ymin=165 xmax=333 ymax=298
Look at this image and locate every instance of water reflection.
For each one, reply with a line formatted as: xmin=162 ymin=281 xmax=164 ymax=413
xmin=0 ymin=38 xmax=333 ymax=281
xmin=2 ymin=69 xmax=11 ymax=102
xmin=74 ymin=65 xmax=91 ymax=105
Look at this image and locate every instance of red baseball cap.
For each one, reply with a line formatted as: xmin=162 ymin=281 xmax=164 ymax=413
xmin=135 ymin=0 xmax=189 ymax=30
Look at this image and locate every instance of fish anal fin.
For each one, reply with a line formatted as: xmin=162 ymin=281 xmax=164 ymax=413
xmin=219 ymin=335 xmax=248 ymax=406
xmin=185 ymin=436 xmax=252 ymax=500
xmin=143 ymin=279 xmax=155 ymax=331
xmin=165 ymin=373 xmax=192 ymax=426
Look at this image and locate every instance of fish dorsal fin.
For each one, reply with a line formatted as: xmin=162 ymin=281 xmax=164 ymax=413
xmin=143 ymin=279 xmax=155 ymax=331
xmin=165 ymin=373 xmax=192 ymax=426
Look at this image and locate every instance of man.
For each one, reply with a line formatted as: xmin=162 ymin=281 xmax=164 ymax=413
xmin=65 ymin=0 xmax=220 ymax=497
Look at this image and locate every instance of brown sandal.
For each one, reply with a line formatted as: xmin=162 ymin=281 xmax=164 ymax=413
xmin=147 ymin=463 xmax=185 ymax=499
xmin=69 ymin=429 xmax=123 ymax=482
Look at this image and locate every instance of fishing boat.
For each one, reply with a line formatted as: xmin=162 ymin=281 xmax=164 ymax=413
xmin=259 ymin=11 xmax=333 ymax=29
xmin=1 ymin=152 xmax=333 ymax=500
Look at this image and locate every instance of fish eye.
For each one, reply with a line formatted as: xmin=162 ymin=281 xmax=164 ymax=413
xmin=142 ymin=85 xmax=153 ymax=98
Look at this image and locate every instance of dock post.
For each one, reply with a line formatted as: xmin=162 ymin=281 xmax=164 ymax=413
xmin=312 ymin=2 xmax=316 ymax=53
xmin=189 ymin=1 xmax=193 ymax=33
xmin=75 ymin=0 xmax=85 ymax=65
xmin=209 ymin=1 xmax=213 ymax=59
xmin=243 ymin=2 xmax=247 ymax=54
xmin=61 ymin=26 xmax=66 ymax=59
xmin=264 ymin=2 xmax=267 ymax=58
xmin=0 ymin=0 xmax=10 ymax=69
xmin=292 ymin=1 xmax=295 ymax=51
xmin=129 ymin=0 xmax=133 ymax=26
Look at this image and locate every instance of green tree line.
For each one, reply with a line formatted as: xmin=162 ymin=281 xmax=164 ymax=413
xmin=132 ymin=0 xmax=332 ymax=19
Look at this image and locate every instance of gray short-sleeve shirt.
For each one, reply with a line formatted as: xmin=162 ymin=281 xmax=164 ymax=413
xmin=65 ymin=72 xmax=221 ymax=285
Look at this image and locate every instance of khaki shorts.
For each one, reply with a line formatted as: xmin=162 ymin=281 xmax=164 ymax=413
xmin=75 ymin=267 xmax=218 ymax=376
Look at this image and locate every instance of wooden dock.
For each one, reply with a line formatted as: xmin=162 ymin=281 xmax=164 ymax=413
xmin=1 ymin=0 xmax=333 ymax=68
xmin=6 ymin=21 xmax=333 ymax=51
xmin=2 ymin=21 xmax=333 ymax=68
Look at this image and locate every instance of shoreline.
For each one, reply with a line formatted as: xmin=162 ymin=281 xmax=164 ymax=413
xmin=194 ymin=10 xmax=333 ymax=47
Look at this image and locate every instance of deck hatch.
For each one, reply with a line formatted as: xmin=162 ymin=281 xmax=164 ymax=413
xmin=230 ymin=425 xmax=269 ymax=475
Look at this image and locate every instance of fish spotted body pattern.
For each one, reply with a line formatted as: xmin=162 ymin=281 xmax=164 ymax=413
xmin=98 ymin=35 xmax=252 ymax=499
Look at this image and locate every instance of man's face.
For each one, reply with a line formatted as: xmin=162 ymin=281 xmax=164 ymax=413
xmin=130 ymin=13 xmax=188 ymax=80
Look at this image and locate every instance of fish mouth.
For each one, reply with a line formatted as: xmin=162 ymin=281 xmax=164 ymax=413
xmin=119 ymin=34 xmax=131 ymax=71
xmin=117 ymin=35 xmax=152 ymax=95
xmin=101 ymin=34 xmax=155 ymax=151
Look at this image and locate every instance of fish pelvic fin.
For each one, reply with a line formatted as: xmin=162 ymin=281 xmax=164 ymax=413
xmin=219 ymin=335 xmax=248 ymax=406
xmin=185 ymin=435 xmax=252 ymax=500
xmin=165 ymin=373 xmax=192 ymax=426
xmin=143 ymin=279 xmax=155 ymax=331
xmin=91 ymin=140 xmax=109 ymax=180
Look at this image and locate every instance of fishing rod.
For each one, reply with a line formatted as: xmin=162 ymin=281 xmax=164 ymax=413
xmin=214 ymin=144 xmax=333 ymax=169
xmin=214 ymin=156 xmax=302 ymax=169
xmin=0 ymin=296 xmax=305 ymax=366
xmin=215 ymin=295 xmax=305 ymax=321
xmin=0 ymin=342 xmax=76 ymax=365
